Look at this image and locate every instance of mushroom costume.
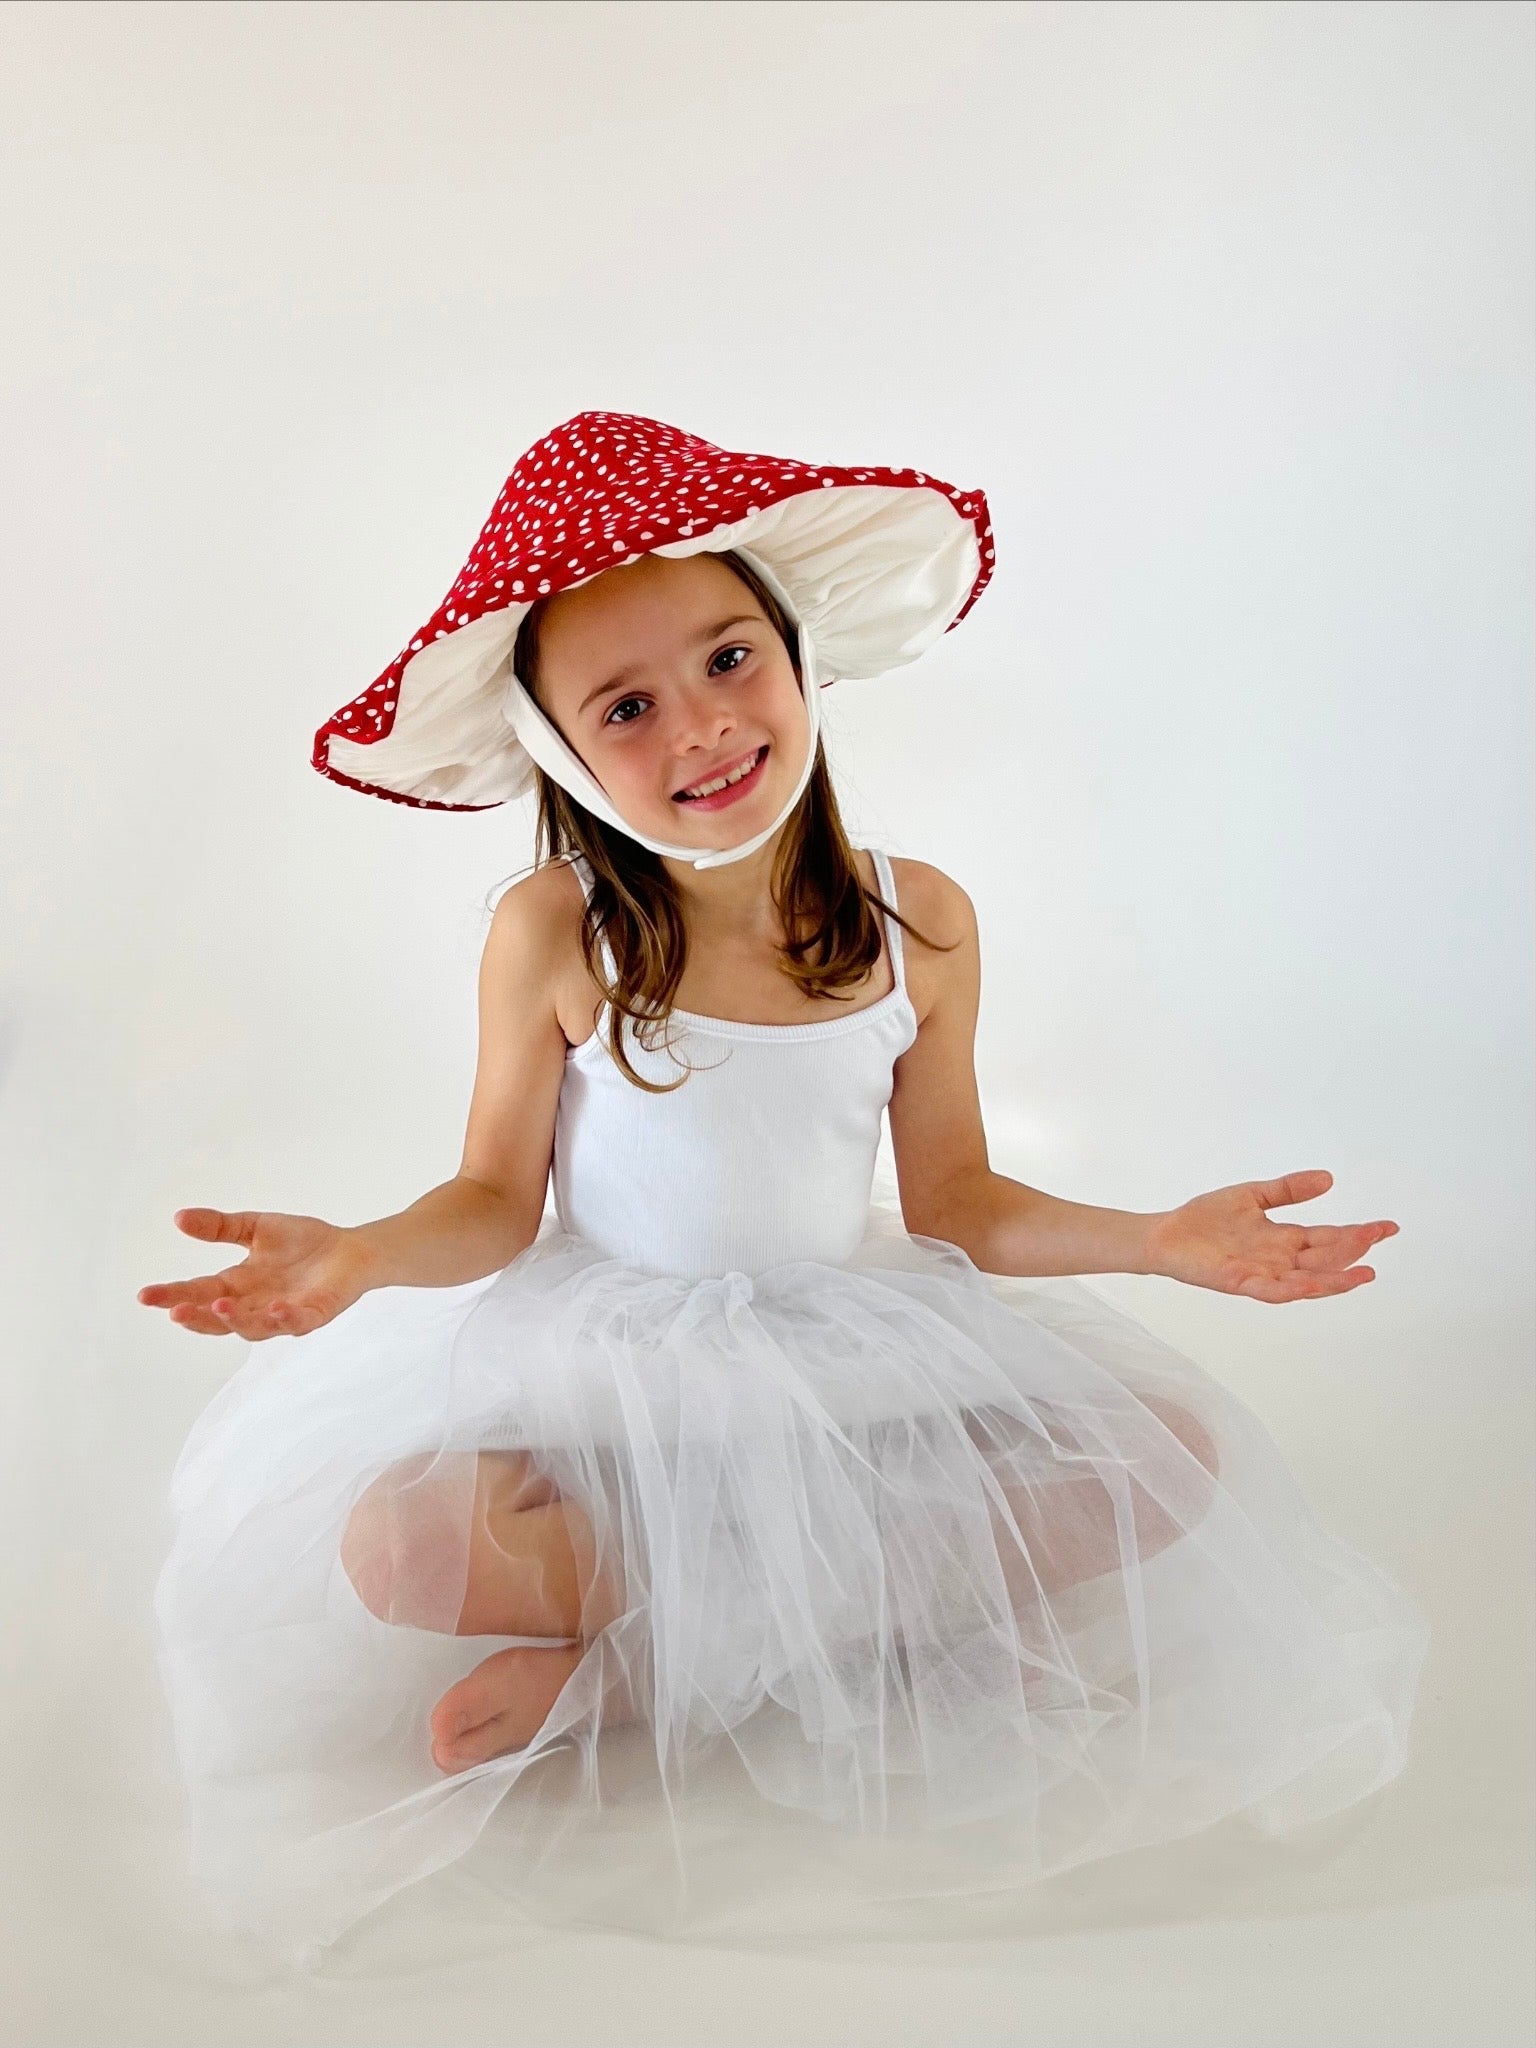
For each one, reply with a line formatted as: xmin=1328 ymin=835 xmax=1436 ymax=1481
xmin=151 ymin=410 xmax=1430 ymax=1968
xmin=312 ymin=408 xmax=995 ymax=865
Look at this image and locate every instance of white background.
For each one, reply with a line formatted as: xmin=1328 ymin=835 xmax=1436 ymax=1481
xmin=1 ymin=2 xmax=1530 ymax=2041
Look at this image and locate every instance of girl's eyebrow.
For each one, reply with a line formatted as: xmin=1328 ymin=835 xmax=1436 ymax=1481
xmin=578 ymin=615 xmax=762 ymax=714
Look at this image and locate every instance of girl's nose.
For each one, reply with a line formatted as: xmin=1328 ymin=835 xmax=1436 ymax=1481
xmin=669 ymin=694 xmax=738 ymax=755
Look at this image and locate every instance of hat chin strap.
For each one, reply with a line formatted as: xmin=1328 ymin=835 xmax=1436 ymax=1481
xmin=500 ymin=619 xmax=824 ymax=872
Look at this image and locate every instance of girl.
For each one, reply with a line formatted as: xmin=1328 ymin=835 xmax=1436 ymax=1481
xmin=143 ymin=411 xmax=1429 ymax=1962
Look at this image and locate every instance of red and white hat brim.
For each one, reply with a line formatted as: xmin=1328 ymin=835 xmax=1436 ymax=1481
xmin=314 ymin=413 xmax=994 ymax=813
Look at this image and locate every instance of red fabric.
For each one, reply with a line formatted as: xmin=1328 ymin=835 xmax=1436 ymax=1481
xmin=312 ymin=410 xmax=994 ymax=813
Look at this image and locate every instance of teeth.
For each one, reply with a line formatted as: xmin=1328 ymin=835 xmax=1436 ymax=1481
xmin=680 ymin=749 xmax=760 ymax=800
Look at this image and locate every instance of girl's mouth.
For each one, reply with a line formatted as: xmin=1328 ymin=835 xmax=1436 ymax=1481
xmin=671 ymin=745 xmax=769 ymax=811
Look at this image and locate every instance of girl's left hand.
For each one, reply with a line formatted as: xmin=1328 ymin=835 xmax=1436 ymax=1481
xmin=1140 ymin=1170 xmax=1399 ymax=1303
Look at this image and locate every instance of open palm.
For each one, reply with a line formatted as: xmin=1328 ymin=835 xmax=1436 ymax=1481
xmin=1142 ymin=1170 xmax=1399 ymax=1304
xmin=137 ymin=1207 xmax=375 ymax=1339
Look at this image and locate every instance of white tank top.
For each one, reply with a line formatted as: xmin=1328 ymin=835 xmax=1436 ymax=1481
xmin=552 ymin=848 xmax=919 ymax=1281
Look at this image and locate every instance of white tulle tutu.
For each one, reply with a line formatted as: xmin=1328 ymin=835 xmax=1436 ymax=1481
xmin=154 ymin=1195 xmax=1429 ymax=1962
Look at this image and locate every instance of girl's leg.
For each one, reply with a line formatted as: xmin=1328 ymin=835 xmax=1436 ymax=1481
xmin=340 ymin=1449 xmax=639 ymax=1773
xmin=966 ymin=1390 xmax=1223 ymax=1611
xmin=340 ymin=1447 xmax=628 ymax=1639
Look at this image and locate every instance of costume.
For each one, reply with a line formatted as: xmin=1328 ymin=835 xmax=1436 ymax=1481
xmin=157 ymin=413 xmax=1428 ymax=1963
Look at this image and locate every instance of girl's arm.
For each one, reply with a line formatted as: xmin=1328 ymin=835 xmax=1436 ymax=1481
xmin=138 ymin=879 xmax=569 ymax=1339
xmin=888 ymin=863 xmax=1398 ymax=1301
xmin=888 ymin=863 xmax=1157 ymax=1279
xmin=348 ymin=875 xmax=571 ymax=1290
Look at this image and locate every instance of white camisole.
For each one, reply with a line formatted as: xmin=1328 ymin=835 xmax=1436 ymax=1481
xmin=552 ymin=848 xmax=919 ymax=1281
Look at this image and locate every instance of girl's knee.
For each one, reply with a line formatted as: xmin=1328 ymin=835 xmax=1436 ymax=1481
xmin=339 ymin=1452 xmax=476 ymax=1628
xmin=1139 ymin=1392 xmax=1222 ymax=1484
xmin=1125 ymin=1392 xmax=1224 ymax=1557
xmin=339 ymin=1483 xmax=407 ymax=1624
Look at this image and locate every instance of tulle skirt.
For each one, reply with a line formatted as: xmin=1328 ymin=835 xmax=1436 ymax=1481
xmin=154 ymin=1200 xmax=1429 ymax=1964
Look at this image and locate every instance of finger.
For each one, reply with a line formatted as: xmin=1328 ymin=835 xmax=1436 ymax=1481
xmin=263 ymin=1297 xmax=313 ymax=1335
xmin=1310 ymin=1220 xmax=1398 ymax=1244
xmin=1294 ymin=1222 xmax=1399 ymax=1274
xmin=1249 ymin=1170 xmax=1334 ymax=1213
xmin=1238 ymin=1266 xmax=1375 ymax=1303
xmin=139 ymin=1266 xmax=255 ymax=1314
xmin=208 ymin=1292 xmax=286 ymax=1342
xmin=267 ymin=1294 xmax=334 ymax=1337
xmin=166 ymin=1283 xmax=298 ymax=1340
xmin=167 ymin=1302 xmax=237 ymax=1337
xmin=174 ymin=1207 xmax=263 ymax=1248
xmin=139 ymin=1273 xmax=241 ymax=1311
xmin=219 ymin=1291 xmax=323 ymax=1341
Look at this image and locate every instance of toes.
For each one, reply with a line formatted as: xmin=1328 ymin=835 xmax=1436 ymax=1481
xmin=429 ymin=1645 xmax=582 ymax=1774
xmin=430 ymin=1701 xmax=513 ymax=1774
xmin=428 ymin=1683 xmax=511 ymax=1773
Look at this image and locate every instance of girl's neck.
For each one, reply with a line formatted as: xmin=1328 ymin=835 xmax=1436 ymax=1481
xmin=658 ymin=831 xmax=787 ymax=930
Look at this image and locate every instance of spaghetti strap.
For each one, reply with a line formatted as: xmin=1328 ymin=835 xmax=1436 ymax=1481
xmin=867 ymin=847 xmax=908 ymax=1003
xmin=564 ymin=851 xmax=618 ymax=982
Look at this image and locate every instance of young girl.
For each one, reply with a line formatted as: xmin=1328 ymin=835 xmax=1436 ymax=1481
xmin=143 ymin=411 xmax=1429 ymax=1962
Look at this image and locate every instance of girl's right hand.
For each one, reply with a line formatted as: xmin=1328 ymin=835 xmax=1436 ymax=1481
xmin=137 ymin=1208 xmax=378 ymax=1340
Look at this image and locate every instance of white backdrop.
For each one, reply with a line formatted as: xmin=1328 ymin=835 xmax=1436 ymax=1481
xmin=1 ymin=4 xmax=1531 ymax=2044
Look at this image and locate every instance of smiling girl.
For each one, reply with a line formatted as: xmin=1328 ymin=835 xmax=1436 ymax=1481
xmin=143 ymin=411 xmax=1429 ymax=1962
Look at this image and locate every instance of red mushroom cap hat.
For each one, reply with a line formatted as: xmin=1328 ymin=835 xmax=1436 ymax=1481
xmin=312 ymin=410 xmax=995 ymax=859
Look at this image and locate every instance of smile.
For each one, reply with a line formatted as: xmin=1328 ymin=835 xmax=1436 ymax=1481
xmin=672 ymin=745 xmax=769 ymax=809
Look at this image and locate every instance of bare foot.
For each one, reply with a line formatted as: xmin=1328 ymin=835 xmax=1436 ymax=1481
xmin=430 ymin=1643 xmax=588 ymax=1774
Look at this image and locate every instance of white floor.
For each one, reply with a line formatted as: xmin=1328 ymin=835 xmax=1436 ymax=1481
xmin=5 ymin=1297 xmax=1531 ymax=2048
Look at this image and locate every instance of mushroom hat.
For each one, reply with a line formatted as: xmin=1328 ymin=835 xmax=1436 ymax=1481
xmin=312 ymin=409 xmax=995 ymax=868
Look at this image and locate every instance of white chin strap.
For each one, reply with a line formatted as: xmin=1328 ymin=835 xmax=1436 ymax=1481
xmin=499 ymin=599 xmax=825 ymax=872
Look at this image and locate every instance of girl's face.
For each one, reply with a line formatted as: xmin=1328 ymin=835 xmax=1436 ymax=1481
xmin=531 ymin=552 xmax=809 ymax=853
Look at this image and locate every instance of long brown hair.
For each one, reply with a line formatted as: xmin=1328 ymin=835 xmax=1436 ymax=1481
xmin=498 ymin=549 xmax=954 ymax=1092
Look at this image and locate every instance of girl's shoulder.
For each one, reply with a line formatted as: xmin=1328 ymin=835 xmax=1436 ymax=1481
xmin=881 ymin=854 xmax=977 ymax=949
xmin=487 ymin=853 xmax=584 ymax=937
xmin=507 ymin=856 xmax=606 ymax=1056
xmin=873 ymin=855 xmax=979 ymax=1038
xmin=485 ymin=858 xmax=596 ymax=1050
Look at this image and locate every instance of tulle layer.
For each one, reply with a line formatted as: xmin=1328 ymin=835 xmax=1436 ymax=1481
xmin=154 ymin=1203 xmax=1428 ymax=1962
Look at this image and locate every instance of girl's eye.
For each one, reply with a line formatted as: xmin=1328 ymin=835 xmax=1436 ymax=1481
xmin=602 ymin=647 xmax=752 ymax=726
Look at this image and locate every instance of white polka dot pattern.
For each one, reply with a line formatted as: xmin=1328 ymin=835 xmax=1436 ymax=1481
xmin=312 ymin=409 xmax=996 ymax=811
